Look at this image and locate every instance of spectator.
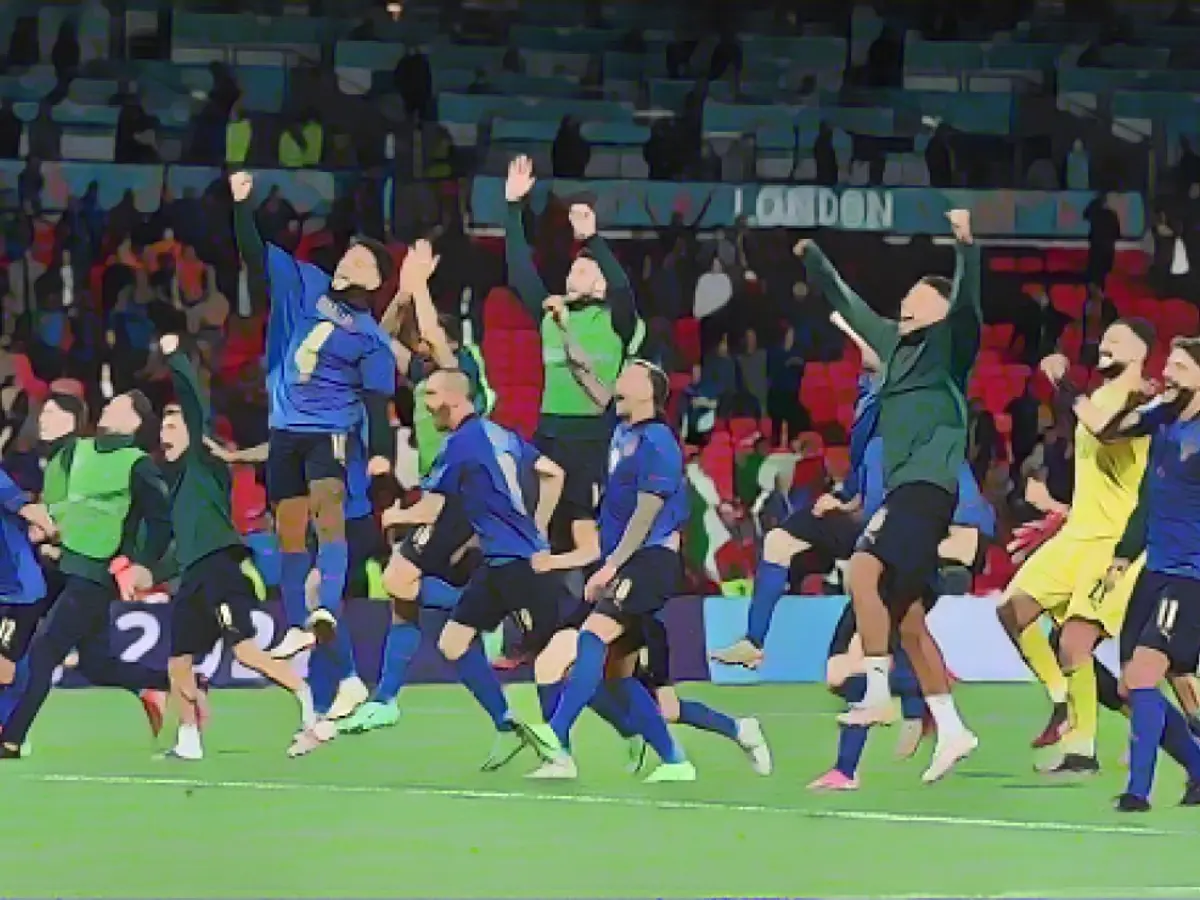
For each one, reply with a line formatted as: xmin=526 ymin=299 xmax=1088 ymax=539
xmin=694 ymin=257 xmax=733 ymax=348
xmin=1006 ymin=382 xmax=1041 ymax=474
xmin=279 ymin=110 xmax=323 ymax=168
xmin=683 ymin=363 xmax=719 ymax=445
xmin=1065 ymin=139 xmax=1090 ymax=190
xmin=115 ymin=91 xmax=159 ymax=164
xmin=51 ymin=19 xmax=81 ymax=83
xmin=551 ymin=116 xmax=590 ymax=178
xmin=1085 ymin=192 xmax=1120 ymax=287
xmin=5 ymin=245 xmax=46 ymax=333
xmin=967 ymin=397 xmax=999 ymax=485
xmin=767 ymin=324 xmax=807 ymax=446
xmin=394 ymin=45 xmax=434 ymax=122
xmin=1014 ymin=285 xmax=1070 ymax=366
xmin=814 ymin=122 xmax=837 ymax=185
xmin=1078 ymin=282 xmax=1118 ymax=369
xmin=0 ymin=99 xmax=20 ymax=158
xmin=27 ymin=103 xmax=61 ymax=162
xmin=18 ymin=156 xmax=43 ymax=213
xmin=736 ymin=328 xmax=768 ymax=418
xmin=702 ymin=334 xmax=741 ymax=415
xmin=6 ymin=16 xmax=39 ymax=69
xmin=926 ymin=123 xmax=955 ymax=187
xmin=225 ymin=98 xmax=252 ymax=166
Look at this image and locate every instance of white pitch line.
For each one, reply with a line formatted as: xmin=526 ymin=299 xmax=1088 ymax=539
xmin=26 ymin=773 xmax=1180 ymax=838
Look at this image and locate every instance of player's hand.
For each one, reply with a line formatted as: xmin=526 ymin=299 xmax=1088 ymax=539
xmin=811 ymin=493 xmax=844 ymax=517
xmin=39 ymin=543 xmax=61 ymax=561
xmin=584 ymin=562 xmax=618 ymax=604
xmin=158 ymin=334 xmax=180 ymax=356
xmin=19 ymin=503 xmax=56 ymax=541
xmin=381 ymin=501 xmax=411 ymax=531
xmin=399 ymin=239 xmax=440 ymax=293
xmin=368 ymin=455 xmax=392 ymax=477
xmin=946 ymin=209 xmax=973 ymax=244
xmin=202 ymin=436 xmax=240 ymax=463
xmin=530 ymin=551 xmax=557 ymax=574
xmin=505 ymin=155 xmax=536 ymax=203
xmin=1039 ymin=353 xmax=1070 ymax=385
xmin=229 ymin=171 xmax=253 ymax=203
xmin=792 ymin=238 xmax=812 ymax=258
xmin=569 ymin=204 xmax=597 ymax=240
xmin=120 ymin=564 xmax=154 ymax=602
xmin=543 ymin=295 xmax=567 ymax=325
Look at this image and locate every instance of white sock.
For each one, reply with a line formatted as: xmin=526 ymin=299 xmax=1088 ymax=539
xmin=296 ymin=683 xmax=317 ymax=728
xmin=862 ymin=656 xmax=892 ymax=705
xmin=175 ymin=723 xmax=203 ymax=759
xmin=926 ymin=694 xmax=966 ymax=740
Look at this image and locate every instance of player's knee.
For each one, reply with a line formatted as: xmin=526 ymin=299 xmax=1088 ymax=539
xmin=846 ymin=552 xmax=883 ymax=598
xmin=763 ymin=529 xmax=806 ymax=566
xmin=392 ymin=597 xmax=419 ymax=626
xmin=309 ymin=479 xmax=347 ymax=541
xmin=656 ymin=686 xmax=680 ymax=722
xmin=1124 ymin=648 xmax=1166 ymax=691
xmin=275 ymin=498 xmax=310 ymax=552
xmin=1059 ymin=621 xmax=1099 ymax=668
xmin=383 ymin=556 xmax=420 ymax=602
xmin=437 ymin=621 xmax=473 ymax=661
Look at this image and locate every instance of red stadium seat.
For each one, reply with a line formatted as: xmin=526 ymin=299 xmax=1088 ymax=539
xmin=1050 ymin=283 xmax=1087 ymax=319
xmin=824 ymin=445 xmax=851 ymax=482
xmin=699 ymin=432 xmax=736 ymax=500
xmin=1163 ymin=299 xmax=1200 ymax=337
xmin=673 ymin=317 xmax=702 ymax=369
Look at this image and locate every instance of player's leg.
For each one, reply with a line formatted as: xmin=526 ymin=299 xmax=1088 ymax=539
xmin=996 ymin=536 xmax=1078 ymax=747
xmin=437 ymin=563 xmax=535 ymax=770
xmin=0 ymin=604 xmax=37 ymax=750
xmin=0 ymin=580 xmax=115 ymax=756
xmin=651 ymin=610 xmax=771 ymax=775
xmin=268 ymin=430 xmax=317 ymax=659
xmin=163 ymin=577 xmax=212 ymax=760
xmin=712 ymin=520 xmax=812 ymax=668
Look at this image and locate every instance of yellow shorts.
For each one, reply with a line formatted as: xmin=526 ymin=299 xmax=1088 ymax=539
xmin=1009 ymin=532 xmax=1140 ymax=638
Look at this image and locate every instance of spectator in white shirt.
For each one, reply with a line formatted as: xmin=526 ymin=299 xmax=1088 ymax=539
xmin=694 ymin=257 xmax=733 ymax=350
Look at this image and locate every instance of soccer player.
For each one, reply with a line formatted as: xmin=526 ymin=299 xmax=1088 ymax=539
xmin=230 ymin=172 xmax=396 ymax=723
xmin=504 ymin=156 xmax=641 ymax=573
xmin=997 ymin=319 xmax=1154 ymax=775
xmin=810 ymin=467 xmax=997 ymax=791
xmin=713 ymin=311 xmax=883 ymax=670
xmin=794 ymin=209 xmax=981 ymax=782
xmin=155 ymin=334 xmax=324 ymax=759
xmin=0 ymin=391 xmax=173 ymax=759
xmin=385 ymin=369 xmax=565 ymax=769
xmin=0 ymin=464 xmax=54 ymax=749
xmin=341 ymin=241 xmax=494 ymax=735
xmin=1048 ymin=337 xmax=1200 ymax=809
xmin=527 ymin=361 xmax=697 ymax=782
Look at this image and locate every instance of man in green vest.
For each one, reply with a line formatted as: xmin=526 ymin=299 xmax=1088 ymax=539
xmin=0 ymin=391 xmax=174 ymax=759
xmin=503 ymin=155 xmax=643 ymax=572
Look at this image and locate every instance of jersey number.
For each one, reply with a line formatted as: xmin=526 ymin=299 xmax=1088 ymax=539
xmin=1157 ymin=595 xmax=1180 ymax=639
xmin=294 ymin=322 xmax=336 ymax=382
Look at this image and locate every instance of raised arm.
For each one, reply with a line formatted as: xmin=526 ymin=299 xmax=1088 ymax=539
xmin=1042 ymin=355 xmax=1180 ymax=442
xmin=400 ymin=240 xmax=456 ymax=370
xmin=573 ymin=206 xmax=641 ymax=348
xmin=160 ymin=335 xmax=208 ymax=440
xmin=830 ymin=311 xmax=881 ymax=373
xmin=1114 ymin=475 xmax=1150 ymax=564
xmin=947 ymin=209 xmax=981 ymax=319
xmin=503 ymin=156 xmax=550 ymax=318
xmin=230 ymin=172 xmax=268 ymax=316
xmin=795 ymin=240 xmax=897 ymax=358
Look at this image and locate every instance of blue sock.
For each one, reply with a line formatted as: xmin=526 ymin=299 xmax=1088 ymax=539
xmin=537 ymin=682 xmax=570 ymax=749
xmin=1160 ymin=694 xmax=1200 ymax=783
xmin=308 ymin=645 xmax=338 ymax=716
xmin=588 ymin=682 xmax=635 ymax=738
xmin=375 ymin=621 xmax=420 ymax=705
xmin=548 ymin=631 xmax=607 ymax=746
xmin=1128 ymin=687 xmax=1167 ymax=800
xmin=455 ymin=640 xmax=512 ymax=731
xmin=835 ymin=724 xmax=870 ymax=778
xmin=315 ymin=541 xmax=349 ymax=614
xmin=332 ymin=622 xmax=358 ymax=681
xmin=677 ymin=699 xmax=739 ymax=741
xmin=0 ymin=657 xmax=30 ymax=725
xmin=892 ymin=650 xmax=926 ymax=721
xmin=833 ymin=672 xmax=869 ymax=777
xmin=747 ymin=561 xmax=788 ymax=647
xmin=279 ymin=551 xmax=311 ymax=629
xmin=616 ymin=676 xmax=683 ymax=764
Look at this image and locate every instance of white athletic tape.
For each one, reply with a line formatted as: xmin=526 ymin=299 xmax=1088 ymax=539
xmin=27 ymin=773 xmax=1174 ymax=838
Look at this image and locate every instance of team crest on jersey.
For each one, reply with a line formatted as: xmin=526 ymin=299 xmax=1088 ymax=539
xmin=515 ymin=608 xmax=533 ymax=631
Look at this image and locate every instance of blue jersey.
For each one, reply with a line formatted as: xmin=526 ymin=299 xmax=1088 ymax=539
xmin=264 ymin=244 xmax=396 ymax=434
xmin=344 ymin=424 xmax=372 ymax=522
xmin=1140 ymin=404 xmax=1200 ymax=579
xmin=423 ymin=417 xmax=547 ymax=561
xmin=0 ymin=466 xmax=45 ymax=605
xmin=837 ymin=373 xmax=883 ymax=506
xmin=599 ymin=420 xmax=689 ymax=557
xmin=953 ymin=464 xmax=997 ymax=538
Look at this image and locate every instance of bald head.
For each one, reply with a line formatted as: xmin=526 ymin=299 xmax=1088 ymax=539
xmin=424 ymin=368 xmax=473 ymax=432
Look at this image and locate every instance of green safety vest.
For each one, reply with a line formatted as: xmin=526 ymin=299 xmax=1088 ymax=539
xmin=43 ymin=439 xmax=144 ymax=560
xmin=414 ymin=345 xmax=495 ymax=477
xmin=540 ymin=305 xmax=630 ymax=418
xmin=279 ymin=122 xmax=322 ymax=168
xmin=226 ymin=119 xmax=251 ymax=164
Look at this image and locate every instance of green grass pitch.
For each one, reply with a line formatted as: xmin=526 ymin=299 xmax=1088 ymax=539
xmin=3 ymin=683 xmax=1199 ymax=898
